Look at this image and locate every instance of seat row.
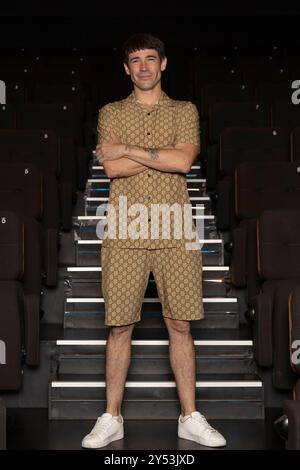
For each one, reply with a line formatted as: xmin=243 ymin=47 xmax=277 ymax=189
xmin=234 ymin=208 xmax=300 ymax=450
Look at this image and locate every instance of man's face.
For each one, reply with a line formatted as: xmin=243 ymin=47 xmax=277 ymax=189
xmin=124 ymin=48 xmax=167 ymax=91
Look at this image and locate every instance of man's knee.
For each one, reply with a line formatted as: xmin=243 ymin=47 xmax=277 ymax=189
xmin=164 ymin=317 xmax=191 ymax=335
xmin=109 ymin=323 xmax=135 ymax=338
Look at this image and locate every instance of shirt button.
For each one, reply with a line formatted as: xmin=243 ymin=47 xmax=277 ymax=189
xmin=147 ymin=112 xmax=151 ymax=116
xmin=147 ymin=132 xmax=151 ymax=135
xmin=148 ymin=173 xmax=151 ymax=177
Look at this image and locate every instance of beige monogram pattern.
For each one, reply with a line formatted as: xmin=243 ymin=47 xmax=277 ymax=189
xmin=97 ymin=91 xmax=200 ymax=249
xmin=101 ymin=246 xmax=204 ymax=325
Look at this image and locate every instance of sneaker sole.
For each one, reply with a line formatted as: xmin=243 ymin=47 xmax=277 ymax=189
xmin=178 ymin=429 xmax=226 ymax=448
xmin=81 ymin=430 xmax=124 ymax=449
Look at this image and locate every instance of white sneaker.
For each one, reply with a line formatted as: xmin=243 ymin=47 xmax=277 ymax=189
xmin=178 ymin=411 xmax=226 ymax=448
xmin=81 ymin=412 xmax=124 ymax=449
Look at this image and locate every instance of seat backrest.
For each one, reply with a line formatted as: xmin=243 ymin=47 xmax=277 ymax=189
xmin=0 ymin=212 xmax=24 ymax=389
xmin=257 ymin=210 xmax=300 ymax=280
xmin=0 ymin=104 xmax=16 ymax=129
xmin=256 ymin=82 xmax=292 ymax=105
xmin=240 ymin=59 xmax=289 ymax=85
xmin=0 ymin=163 xmax=43 ymax=220
xmin=235 ymin=161 xmax=300 ymax=219
xmin=16 ymin=103 xmax=83 ymax=140
xmin=0 ymin=65 xmax=34 ymax=87
xmin=291 ymin=127 xmax=300 ymax=162
xmin=0 ymin=280 xmax=23 ymax=390
xmin=201 ymin=83 xmax=254 ymax=119
xmin=220 ymin=127 xmax=290 ymax=175
xmin=209 ymin=101 xmax=269 ymax=144
xmin=0 ymin=129 xmax=59 ymax=175
xmin=5 ymin=82 xmax=27 ymax=105
xmin=272 ymin=101 xmax=300 ymax=129
xmin=32 ymin=82 xmax=86 ymax=105
xmin=0 ymin=211 xmax=23 ymax=281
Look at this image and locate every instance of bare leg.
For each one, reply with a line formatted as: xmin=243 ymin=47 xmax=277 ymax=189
xmin=105 ymin=324 xmax=135 ymax=416
xmin=164 ymin=317 xmax=196 ymax=416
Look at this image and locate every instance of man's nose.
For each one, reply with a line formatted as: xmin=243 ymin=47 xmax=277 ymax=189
xmin=140 ymin=62 xmax=148 ymax=71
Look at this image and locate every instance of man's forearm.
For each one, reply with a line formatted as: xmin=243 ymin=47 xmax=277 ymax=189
xmin=124 ymin=145 xmax=189 ymax=173
xmin=103 ymin=157 xmax=148 ymax=178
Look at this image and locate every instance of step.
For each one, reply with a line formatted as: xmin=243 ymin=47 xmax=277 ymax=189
xmin=84 ymin=180 xmax=207 ymax=204
xmin=54 ymin=325 xmax=252 ymax=342
xmin=89 ymin=164 xmax=202 ymax=179
xmin=89 ymin=165 xmax=203 ymax=180
xmin=66 ymin=265 xmax=230 ymax=279
xmin=85 ymin=189 xmax=208 ymax=199
xmin=65 ymin=266 xmax=231 ymax=298
xmin=86 ymin=177 xmax=206 ymax=188
xmin=63 ymin=297 xmax=239 ymax=329
xmin=90 ymin=163 xmax=201 ymax=173
xmin=53 ymin=338 xmax=255 ymax=375
xmin=90 ymin=161 xmax=202 ymax=170
xmin=42 ymin=324 xmax=252 ymax=342
xmin=81 ymin=196 xmax=210 ymax=202
xmin=74 ymin=238 xmax=224 ymax=267
xmin=90 ymin=169 xmax=203 ymax=179
xmin=90 ymin=170 xmax=203 ymax=180
xmin=49 ymin=373 xmax=264 ymax=420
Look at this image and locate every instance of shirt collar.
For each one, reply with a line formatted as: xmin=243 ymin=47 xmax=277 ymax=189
xmin=126 ymin=90 xmax=175 ymax=109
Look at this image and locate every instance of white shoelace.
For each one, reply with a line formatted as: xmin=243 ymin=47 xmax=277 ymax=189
xmin=90 ymin=415 xmax=114 ymax=436
xmin=191 ymin=414 xmax=219 ymax=435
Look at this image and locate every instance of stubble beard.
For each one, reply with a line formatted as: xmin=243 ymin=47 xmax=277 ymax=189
xmin=133 ymin=74 xmax=161 ymax=92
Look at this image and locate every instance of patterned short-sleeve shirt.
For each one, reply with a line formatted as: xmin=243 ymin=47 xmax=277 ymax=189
xmin=97 ymin=90 xmax=201 ymax=249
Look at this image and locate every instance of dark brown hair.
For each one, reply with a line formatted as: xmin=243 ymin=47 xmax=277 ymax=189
xmin=122 ymin=33 xmax=166 ymax=64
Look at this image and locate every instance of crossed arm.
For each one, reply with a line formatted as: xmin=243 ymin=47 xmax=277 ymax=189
xmin=101 ymin=156 xmax=148 ymax=178
xmin=95 ymin=135 xmax=200 ymax=178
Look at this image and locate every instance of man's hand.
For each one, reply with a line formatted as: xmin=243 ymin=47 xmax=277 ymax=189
xmin=95 ymin=130 xmax=125 ymax=163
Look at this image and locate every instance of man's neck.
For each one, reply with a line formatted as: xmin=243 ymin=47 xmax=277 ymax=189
xmin=133 ymin=87 xmax=163 ymax=108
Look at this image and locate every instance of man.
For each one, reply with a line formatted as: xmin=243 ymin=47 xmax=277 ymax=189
xmin=82 ymin=33 xmax=226 ymax=449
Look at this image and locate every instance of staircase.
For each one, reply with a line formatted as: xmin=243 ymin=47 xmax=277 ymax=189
xmin=49 ymin=160 xmax=264 ymax=421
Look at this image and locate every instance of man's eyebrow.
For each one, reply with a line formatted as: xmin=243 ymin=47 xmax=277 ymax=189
xmin=129 ymin=54 xmax=158 ymax=62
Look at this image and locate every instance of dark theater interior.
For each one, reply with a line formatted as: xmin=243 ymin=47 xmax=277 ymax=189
xmin=1 ymin=2 xmax=300 ymax=454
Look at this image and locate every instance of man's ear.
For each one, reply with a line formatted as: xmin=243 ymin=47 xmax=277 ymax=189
xmin=123 ymin=63 xmax=131 ymax=75
xmin=161 ymin=57 xmax=167 ymax=71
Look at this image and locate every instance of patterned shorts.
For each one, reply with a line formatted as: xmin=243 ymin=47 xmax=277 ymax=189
xmin=101 ymin=246 xmax=204 ymax=326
